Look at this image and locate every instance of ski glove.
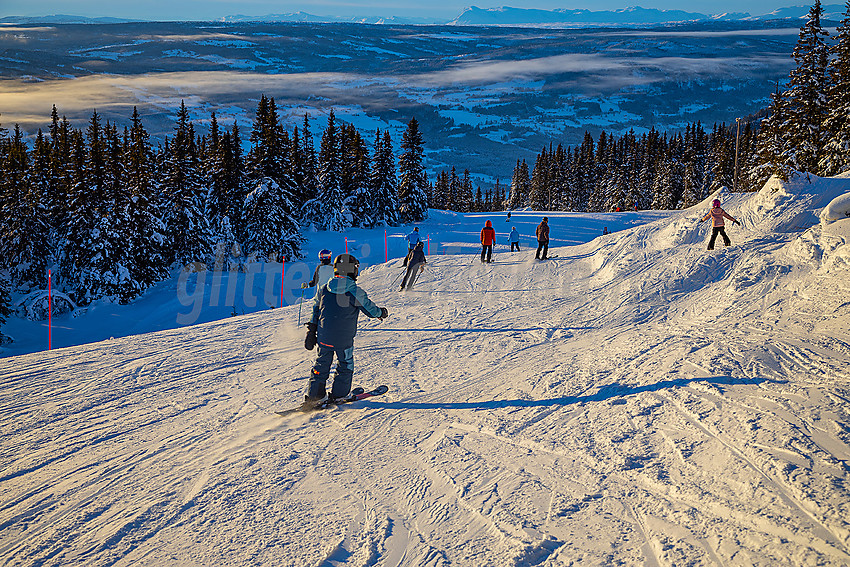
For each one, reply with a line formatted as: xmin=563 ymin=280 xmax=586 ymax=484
xmin=301 ymin=282 xmax=309 ymax=289
xmin=379 ymin=307 xmax=388 ymax=320
xmin=305 ymin=322 xmax=318 ymax=350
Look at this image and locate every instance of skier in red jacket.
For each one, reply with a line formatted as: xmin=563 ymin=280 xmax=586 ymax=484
xmin=480 ymin=220 xmax=496 ymax=263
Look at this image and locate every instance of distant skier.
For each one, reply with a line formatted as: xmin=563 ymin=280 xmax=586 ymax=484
xmin=399 ymin=241 xmax=427 ymax=291
xmin=301 ymin=249 xmax=335 ymax=296
xmin=403 ymin=227 xmax=422 ymax=267
xmin=480 ymin=220 xmax=496 ymax=263
xmin=535 ymin=217 xmax=549 ymax=260
xmin=509 ymin=226 xmax=520 ymax=252
xmin=304 ymin=254 xmax=388 ymax=405
xmin=506 ymin=211 xmax=512 ymax=222
xmin=701 ymin=199 xmax=740 ymax=250
xmin=603 ymin=227 xmax=609 ymax=235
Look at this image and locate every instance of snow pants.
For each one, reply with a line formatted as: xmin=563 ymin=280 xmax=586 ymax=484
xmin=481 ymin=244 xmax=493 ymax=263
xmin=707 ymin=226 xmax=731 ymax=250
xmin=401 ymin=262 xmax=423 ymax=290
xmin=510 ymin=242 xmax=520 ymax=252
xmin=536 ymin=241 xmax=548 ymax=259
xmin=308 ymin=343 xmax=355 ymax=400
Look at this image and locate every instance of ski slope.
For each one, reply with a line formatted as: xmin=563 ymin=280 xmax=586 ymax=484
xmin=2 ymin=175 xmax=850 ymax=566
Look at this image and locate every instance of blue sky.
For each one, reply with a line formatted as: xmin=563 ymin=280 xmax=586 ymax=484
xmin=1 ymin=1 xmax=792 ymax=21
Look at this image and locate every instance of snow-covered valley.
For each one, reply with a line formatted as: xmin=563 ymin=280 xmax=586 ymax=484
xmin=1 ymin=175 xmax=849 ymax=565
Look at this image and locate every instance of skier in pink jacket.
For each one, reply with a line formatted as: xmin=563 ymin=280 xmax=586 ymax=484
xmin=701 ymin=199 xmax=740 ymax=250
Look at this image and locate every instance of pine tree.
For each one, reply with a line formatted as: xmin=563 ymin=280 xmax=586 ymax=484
xmin=529 ymin=147 xmax=550 ymax=210
xmin=397 ymin=117 xmax=428 ymax=223
xmin=242 ymin=177 xmax=303 ymax=262
xmin=303 ymin=110 xmax=348 ymax=231
xmin=161 ymin=101 xmax=213 ymax=266
xmin=753 ymin=87 xmax=795 ymax=183
xmin=784 ymin=0 xmax=831 ymax=174
xmin=365 ymin=129 xmax=400 ymax=227
xmin=507 ymin=159 xmax=529 ymax=209
xmin=125 ymin=107 xmax=169 ymax=292
xmin=339 ymin=123 xmax=370 ymax=226
xmin=821 ymin=0 xmax=850 ymax=175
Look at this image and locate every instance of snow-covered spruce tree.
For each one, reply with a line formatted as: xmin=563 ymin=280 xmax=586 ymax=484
xmin=752 ymin=87 xmax=796 ymax=183
xmin=290 ymin=113 xmax=318 ymax=212
xmin=339 ymin=123 xmax=371 ymax=227
xmin=242 ymin=176 xmax=303 ymax=262
xmin=507 ymin=159 xmax=529 ymax=210
xmin=242 ymin=96 xmax=302 ymax=260
xmin=430 ymin=170 xmax=449 ymax=210
xmin=303 ymin=109 xmax=348 ymax=231
xmin=529 ymin=147 xmax=551 ymax=210
xmin=363 ymin=129 xmax=399 ymax=227
xmin=160 ymin=101 xmax=213 ymax=267
xmin=784 ymin=0 xmax=831 ymax=174
xmin=0 ymin=125 xmax=50 ymax=290
xmin=493 ymin=177 xmax=506 ymax=211
xmin=821 ymin=0 xmax=850 ymax=175
xmin=125 ymin=107 xmax=169 ymax=293
xmin=397 ymin=117 xmax=428 ymax=223
xmin=203 ymin=112 xmax=227 ymax=238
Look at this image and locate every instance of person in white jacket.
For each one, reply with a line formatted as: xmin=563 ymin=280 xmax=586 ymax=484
xmin=301 ymin=249 xmax=335 ymax=296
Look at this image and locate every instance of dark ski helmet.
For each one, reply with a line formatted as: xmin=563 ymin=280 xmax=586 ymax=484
xmin=333 ymin=253 xmax=360 ymax=279
xmin=712 ymin=199 xmax=721 ymax=208
xmin=319 ymin=249 xmax=333 ymax=263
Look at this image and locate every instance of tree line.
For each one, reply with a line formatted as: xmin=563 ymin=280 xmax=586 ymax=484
xmin=0 ymin=98 xmax=429 ymax=312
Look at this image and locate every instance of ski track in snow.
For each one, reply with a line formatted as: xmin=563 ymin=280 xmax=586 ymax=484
xmin=2 ymin=177 xmax=850 ymax=565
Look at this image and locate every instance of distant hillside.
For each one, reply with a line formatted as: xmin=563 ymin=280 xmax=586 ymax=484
xmin=4 ymin=4 xmax=847 ymax=26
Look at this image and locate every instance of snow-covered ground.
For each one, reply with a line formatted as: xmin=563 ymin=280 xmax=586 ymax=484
xmin=1 ymin=175 xmax=849 ymax=566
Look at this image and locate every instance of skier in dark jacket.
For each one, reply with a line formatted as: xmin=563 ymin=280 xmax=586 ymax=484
xmin=535 ymin=217 xmax=550 ymax=260
xmin=480 ymin=220 xmax=496 ymax=263
xmin=399 ymin=241 xmax=427 ymax=291
xmin=304 ymin=253 xmax=388 ymax=404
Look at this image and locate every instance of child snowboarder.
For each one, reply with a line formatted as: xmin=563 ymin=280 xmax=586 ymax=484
xmin=535 ymin=217 xmax=549 ymax=260
xmin=509 ymin=226 xmax=520 ymax=251
xmin=304 ymin=254 xmax=388 ymax=405
xmin=301 ymin=249 xmax=334 ymax=296
xmin=701 ymin=199 xmax=740 ymax=250
xmin=480 ymin=220 xmax=496 ymax=263
xmin=399 ymin=241 xmax=427 ymax=291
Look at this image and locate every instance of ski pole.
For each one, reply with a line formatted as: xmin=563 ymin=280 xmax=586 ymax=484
xmin=297 ymin=286 xmax=305 ymax=325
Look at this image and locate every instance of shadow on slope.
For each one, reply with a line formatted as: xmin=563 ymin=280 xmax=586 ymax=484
xmin=367 ymin=375 xmax=775 ymax=411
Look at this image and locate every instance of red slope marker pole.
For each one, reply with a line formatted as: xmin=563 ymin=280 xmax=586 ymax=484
xmin=48 ymin=269 xmax=52 ymax=351
xmin=385 ymin=230 xmax=388 ymax=262
xmin=280 ymin=256 xmax=286 ymax=307
xmin=345 ymin=237 xmax=349 ymax=253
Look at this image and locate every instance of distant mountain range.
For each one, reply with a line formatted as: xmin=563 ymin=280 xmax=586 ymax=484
xmin=1 ymin=4 xmax=847 ymax=26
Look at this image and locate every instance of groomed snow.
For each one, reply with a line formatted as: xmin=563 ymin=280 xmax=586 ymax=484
xmin=1 ymin=174 xmax=849 ymax=566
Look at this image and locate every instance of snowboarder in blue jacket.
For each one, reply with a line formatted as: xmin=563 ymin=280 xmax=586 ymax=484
xmin=304 ymin=254 xmax=388 ymax=404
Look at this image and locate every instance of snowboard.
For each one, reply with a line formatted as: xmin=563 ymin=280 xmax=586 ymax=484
xmin=275 ymin=385 xmax=389 ymax=416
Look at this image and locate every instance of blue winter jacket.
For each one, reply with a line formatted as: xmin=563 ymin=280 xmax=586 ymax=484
xmin=310 ymin=275 xmax=382 ymax=349
xmin=509 ymin=228 xmax=520 ymax=243
xmin=406 ymin=231 xmax=422 ymax=249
